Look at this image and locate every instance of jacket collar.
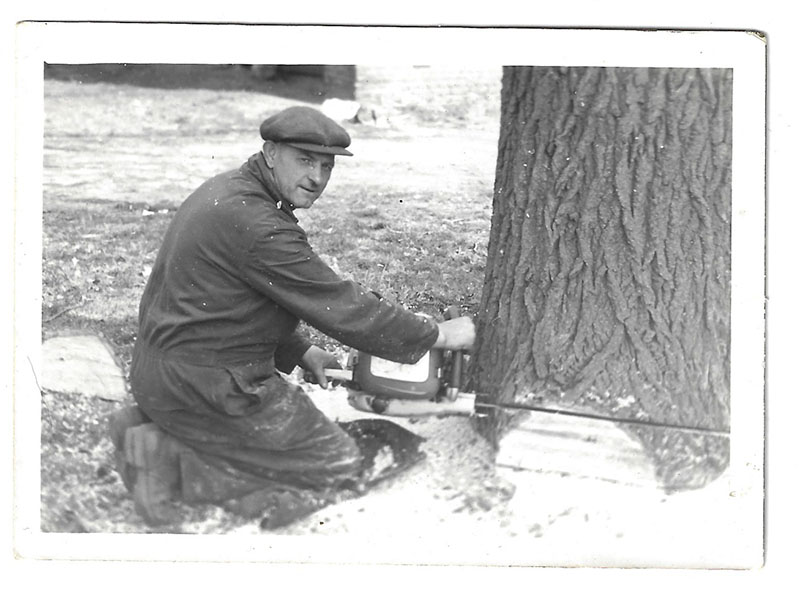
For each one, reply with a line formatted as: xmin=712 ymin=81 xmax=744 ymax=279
xmin=245 ymin=152 xmax=299 ymax=223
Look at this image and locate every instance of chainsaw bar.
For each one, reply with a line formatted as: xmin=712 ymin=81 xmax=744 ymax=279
xmin=473 ymin=397 xmax=730 ymax=437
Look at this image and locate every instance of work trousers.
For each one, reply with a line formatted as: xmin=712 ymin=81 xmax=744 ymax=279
xmin=130 ymin=346 xmax=363 ymax=507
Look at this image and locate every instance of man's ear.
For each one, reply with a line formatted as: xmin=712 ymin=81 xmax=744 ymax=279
xmin=262 ymin=141 xmax=278 ymax=168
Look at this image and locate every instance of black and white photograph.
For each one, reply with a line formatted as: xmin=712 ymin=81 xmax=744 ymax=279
xmin=13 ymin=22 xmax=768 ymax=575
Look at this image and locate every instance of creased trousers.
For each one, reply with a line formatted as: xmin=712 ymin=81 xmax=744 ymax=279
xmin=130 ymin=346 xmax=362 ymax=506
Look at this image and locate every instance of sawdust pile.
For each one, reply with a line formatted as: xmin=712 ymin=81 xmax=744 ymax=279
xmin=280 ymin=404 xmax=517 ymax=538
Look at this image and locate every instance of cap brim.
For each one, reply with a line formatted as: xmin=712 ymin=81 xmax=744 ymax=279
xmin=285 ymin=141 xmax=353 ymax=157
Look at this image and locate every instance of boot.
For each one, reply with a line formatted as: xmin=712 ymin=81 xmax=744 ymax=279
xmin=124 ymin=423 xmax=183 ymax=525
xmin=108 ymin=405 xmax=150 ymax=491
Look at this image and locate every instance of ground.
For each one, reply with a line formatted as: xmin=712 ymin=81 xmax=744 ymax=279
xmin=30 ymin=76 xmax=761 ymax=567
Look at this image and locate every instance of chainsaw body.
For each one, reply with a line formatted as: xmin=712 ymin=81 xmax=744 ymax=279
xmin=318 ymin=348 xmax=475 ymax=417
xmin=312 ymin=308 xmax=476 ymax=418
xmin=353 ymin=350 xmax=442 ymax=400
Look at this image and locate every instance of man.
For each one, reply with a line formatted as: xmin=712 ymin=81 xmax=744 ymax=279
xmin=109 ymin=106 xmax=475 ymax=527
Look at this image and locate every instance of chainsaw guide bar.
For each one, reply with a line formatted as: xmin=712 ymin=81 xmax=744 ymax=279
xmin=473 ymin=398 xmax=730 ymax=437
xmin=313 ymin=308 xmax=729 ymax=438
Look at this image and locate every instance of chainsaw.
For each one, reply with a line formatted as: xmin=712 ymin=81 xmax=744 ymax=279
xmin=317 ymin=307 xmax=477 ymax=417
xmin=308 ymin=308 xmax=731 ymax=436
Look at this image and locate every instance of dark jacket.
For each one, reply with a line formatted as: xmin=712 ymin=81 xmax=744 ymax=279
xmin=135 ymin=152 xmax=439 ymax=374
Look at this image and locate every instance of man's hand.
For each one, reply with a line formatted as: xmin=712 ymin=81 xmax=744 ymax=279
xmin=432 ymin=316 xmax=476 ymax=351
xmin=300 ymin=345 xmax=342 ymax=389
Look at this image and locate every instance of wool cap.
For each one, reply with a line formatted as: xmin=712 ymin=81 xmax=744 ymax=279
xmin=259 ymin=106 xmax=353 ymax=156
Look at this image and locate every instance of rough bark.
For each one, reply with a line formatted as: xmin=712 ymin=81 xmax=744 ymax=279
xmin=470 ymin=67 xmax=732 ymax=489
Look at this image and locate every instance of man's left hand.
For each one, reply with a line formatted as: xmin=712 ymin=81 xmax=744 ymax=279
xmin=300 ymin=345 xmax=342 ymax=389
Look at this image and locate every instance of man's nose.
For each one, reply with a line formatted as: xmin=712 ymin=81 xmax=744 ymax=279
xmin=307 ymin=163 xmax=323 ymax=185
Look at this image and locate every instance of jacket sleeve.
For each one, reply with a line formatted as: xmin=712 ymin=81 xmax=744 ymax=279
xmin=274 ymin=330 xmax=312 ymax=374
xmin=239 ymin=218 xmax=438 ymax=364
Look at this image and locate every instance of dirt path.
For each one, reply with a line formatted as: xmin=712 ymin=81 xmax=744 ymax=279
xmin=43 ymin=80 xmax=499 ymax=208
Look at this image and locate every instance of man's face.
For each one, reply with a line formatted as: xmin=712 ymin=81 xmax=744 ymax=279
xmin=263 ymin=141 xmax=335 ymax=209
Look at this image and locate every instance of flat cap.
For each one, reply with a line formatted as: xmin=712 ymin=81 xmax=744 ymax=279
xmin=260 ymin=106 xmax=353 ymax=156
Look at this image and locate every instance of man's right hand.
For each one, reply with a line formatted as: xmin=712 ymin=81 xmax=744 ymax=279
xmin=300 ymin=345 xmax=342 ymax=389
xmin=432 ymin=316 xmax=476 ymax=351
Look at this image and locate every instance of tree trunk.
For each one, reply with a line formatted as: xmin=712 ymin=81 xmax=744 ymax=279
xmin=470 ymin=67 xmax=732 ymax=489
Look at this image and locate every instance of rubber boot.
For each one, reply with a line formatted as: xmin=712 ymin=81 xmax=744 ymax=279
xmin=108 ymin=405 xmax=150 ymax=492
xmin=124 ymin=423 xmax=183 ymax=526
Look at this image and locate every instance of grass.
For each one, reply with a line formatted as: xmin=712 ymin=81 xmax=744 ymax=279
xmin=42 ymin=189 xmax=491 ymax=367
xmin=42 ymin=199 xmax=174 ymax=366
xmin=304 ymin=191 xmax=489 ymax=309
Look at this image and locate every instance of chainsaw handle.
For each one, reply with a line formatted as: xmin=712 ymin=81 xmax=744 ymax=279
xmin=322 ymin=368 xmax=354 ymax=382
xmin=444 ymin=306 xmax=463 ymax=396
xmin=302 ymin=368 xmax=353 ymax=386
